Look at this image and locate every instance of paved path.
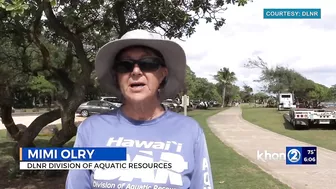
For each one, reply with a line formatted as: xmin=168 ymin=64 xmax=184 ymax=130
xmin=12 ymin=112 xmax=48 ymax=116
xmin=0 ymin=115 xmax=86 ymax=130
xmin=207 ymin=106 xmax=336 ymax=189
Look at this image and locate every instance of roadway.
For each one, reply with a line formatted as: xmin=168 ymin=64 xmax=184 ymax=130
xmin=0 ymin=114 xmax=86 ymax=130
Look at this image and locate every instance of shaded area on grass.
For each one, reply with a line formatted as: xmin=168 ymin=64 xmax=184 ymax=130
xmin=0 ymin=108 xmax=289 ymax=189
xmin=242 ymin=107 xmax=336 ymax=151
xmin=3 ymin=173 xmax=67 ymax=189
xmin=0 ymin=132 xmax=75 ymax=189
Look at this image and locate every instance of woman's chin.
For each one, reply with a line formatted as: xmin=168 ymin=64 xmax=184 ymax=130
xmin=124 ymin=93 xmax=152 ymax=103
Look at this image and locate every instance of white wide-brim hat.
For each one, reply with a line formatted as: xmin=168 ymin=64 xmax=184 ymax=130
xmin=95 ymin=29 xmax=186 ymax=101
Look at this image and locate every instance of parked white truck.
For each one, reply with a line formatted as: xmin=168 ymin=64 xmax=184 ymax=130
xmin=284 ymin=108 xmax=336 ymax=129
xmin=278 ymin=93 xmax=296 ymax=111
xmin=279 ymin=93 xmax=336 ymax=129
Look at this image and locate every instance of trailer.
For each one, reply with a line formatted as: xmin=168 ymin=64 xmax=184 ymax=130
xmin=284 ymin=107 xmax=336 ymax=129
xmin=278 ymin=93 xmax=296 ymax=111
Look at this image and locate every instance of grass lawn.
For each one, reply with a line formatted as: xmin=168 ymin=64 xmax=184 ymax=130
xmin=241 ymin=106 xmax=336 ymax=151
xmin=0 ymin=108 xmax=289 ymax=189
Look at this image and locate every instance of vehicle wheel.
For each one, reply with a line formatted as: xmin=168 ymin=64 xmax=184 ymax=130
xmin=291 ymin=119 xmax=298 ymax=130
xmin=80 ymin=109 xmax=89 ymax=117
xmin=303 ymin=121 xmax=311 ymax=130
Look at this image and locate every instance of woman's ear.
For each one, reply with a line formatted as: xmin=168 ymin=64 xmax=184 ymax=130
xmin=162 ymin=67 xmax=168 ymax=77
xmin=159 ymin=77 xmax=167 ymax=89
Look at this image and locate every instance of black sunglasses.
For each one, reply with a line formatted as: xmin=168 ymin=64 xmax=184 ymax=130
xmin=113 ymin=57 xmax=165 ymax=73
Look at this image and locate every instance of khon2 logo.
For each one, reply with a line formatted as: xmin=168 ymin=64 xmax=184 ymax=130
xmin=257 ymin=147 xmax=317 ymax=165
xmin=287 ymin=148 xmax=301 ymax=163
xmin=286 ymin=146 xmax=317 ymax=165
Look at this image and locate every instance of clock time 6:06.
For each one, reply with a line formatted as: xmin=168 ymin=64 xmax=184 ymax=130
xmin=303 ymin=157 xmax=316 ymax=162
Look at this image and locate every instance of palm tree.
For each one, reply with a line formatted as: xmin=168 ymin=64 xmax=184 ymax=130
xmin=214 ymin=67 xmax=237 ymax=107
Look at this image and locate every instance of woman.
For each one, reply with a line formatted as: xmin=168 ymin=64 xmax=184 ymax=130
xmin=66 ymin=29 xmax=214 ymax=189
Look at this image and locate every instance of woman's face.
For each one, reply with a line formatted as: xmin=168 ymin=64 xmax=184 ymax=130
xmin=114 ymin=46 xmax=168 ymax=103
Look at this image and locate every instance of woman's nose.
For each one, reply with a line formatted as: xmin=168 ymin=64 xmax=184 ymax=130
xmin=131 ymin=64 xmax=142 ymax=76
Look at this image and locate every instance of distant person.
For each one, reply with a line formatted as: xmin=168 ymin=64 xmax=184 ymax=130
xmin=66 ymin=29 xmax=214 ymax=189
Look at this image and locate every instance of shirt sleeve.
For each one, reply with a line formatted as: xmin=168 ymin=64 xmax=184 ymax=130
xmin=65 ymin=122 xmax=91 ymax=189
xmin=190 ymin=127 xmax=214 ymax=189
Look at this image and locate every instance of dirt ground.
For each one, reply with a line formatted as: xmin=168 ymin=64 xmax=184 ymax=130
xmin=0 ymin=164 xmax=67 ymax=189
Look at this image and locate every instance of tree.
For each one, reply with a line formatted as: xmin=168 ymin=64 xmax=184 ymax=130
xmin=244 ymin=57 xmax=333 ymax=104
xmin=330 ymin=84 xmax=336 ymax=101
xmin=192 ymin=77 xmax=221 ymax=101
xmin=307 ymin=83 xmax=331 ymax=105
xmin=0 ymin=0 xmax=252 ymax=170
xmin=184 ymin=66 xmax=198 ymax=99
xmin=240 ymin=84 xmax=253 ymax=102
xmin=254 ymin=92 xmax=268 ymax=104
xmin=183 ymin=66 xmax=222 ymax=102
xmin=28 ymin=75 xmax=57 ymax=108
xmin=223 ymin=84 xmax=241 ymax=105
xmin=214 ymin=67 xmax=237 ymax=107
xmin=0 ymin=33 xmax=44 ymax=144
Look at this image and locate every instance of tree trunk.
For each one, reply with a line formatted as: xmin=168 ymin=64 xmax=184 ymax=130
xmin=42 ymin=0 xmax=94 ymax=147
xmin=1 ymin=105 xmax=22 ymax=141
xmin=18 ymin=109 xmax=61 ymax=147
xmin=6 ymin=110 xmax=61 ymax=164
xmin=12 ymin=141 xmax=36 ymax=164
xmin=49 ymin=86 xmax=86 ymax=147
xmin=221 ymin=86 xmax=226 ymax=107
xmin=0 ymin=85 xmax=22 ymax=140
xmin=0 ymin=87 xmax=37 ymax=165
xmin=49 ymin=108 xmax=77 ymax=147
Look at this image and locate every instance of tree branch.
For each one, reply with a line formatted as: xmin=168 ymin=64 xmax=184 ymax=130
xmin=30 ymin=2 xmax=51 ymax=69
xmin=64 ymin=42 xmax=73 ymax=71
xmin=50 ymin=67 xmax=75 ymax=94
xmin=113 ymin=0 xmax=127 ymax=37
xmin=76 ymin=21 xmax=97 ymax=34
xmin=18 ymin=109 xmax=61 ymax=147
xmin=43 ymin=0 xmax=92 ymax=77
xmin=42 ymin=0 xmax=76 ymax=42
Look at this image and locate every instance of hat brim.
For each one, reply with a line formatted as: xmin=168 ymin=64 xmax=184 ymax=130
xmin=95 ymin=38 xmax=186 ymax=100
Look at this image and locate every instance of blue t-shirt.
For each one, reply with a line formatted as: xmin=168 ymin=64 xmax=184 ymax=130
xmin=66 ymin=108 xmax=214 ymax=189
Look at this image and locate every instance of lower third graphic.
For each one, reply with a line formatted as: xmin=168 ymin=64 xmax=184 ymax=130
xmin=286 ymin=146 xmax=317 ymax=165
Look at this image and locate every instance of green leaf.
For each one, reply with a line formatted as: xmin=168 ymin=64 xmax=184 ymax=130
xmin=50 ymin=0 xmax=57 ymax=6
xmin=5 ymin=4 xmax=17 ymax=11
xmin=10 ymin=11 xmax=16 ymax=17
xmin=18 ymin=8 xmax=24 ymax=14
xmin=21 ymin=4 xmax=29 ymax=9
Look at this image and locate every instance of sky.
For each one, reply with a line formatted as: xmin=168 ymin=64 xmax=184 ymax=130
xmin=173 ymin=0 xmax=336 ymax=92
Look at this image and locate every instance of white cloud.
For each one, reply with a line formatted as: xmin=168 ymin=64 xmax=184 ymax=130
xmin=177 ymin=0 xmax=336 ymax=92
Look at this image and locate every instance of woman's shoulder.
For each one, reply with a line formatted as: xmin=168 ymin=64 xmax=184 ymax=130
xmin=166 ymin=110 xmax=203 ymax=129
xmin=165 ymin=111 xmax=205 ymax=142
